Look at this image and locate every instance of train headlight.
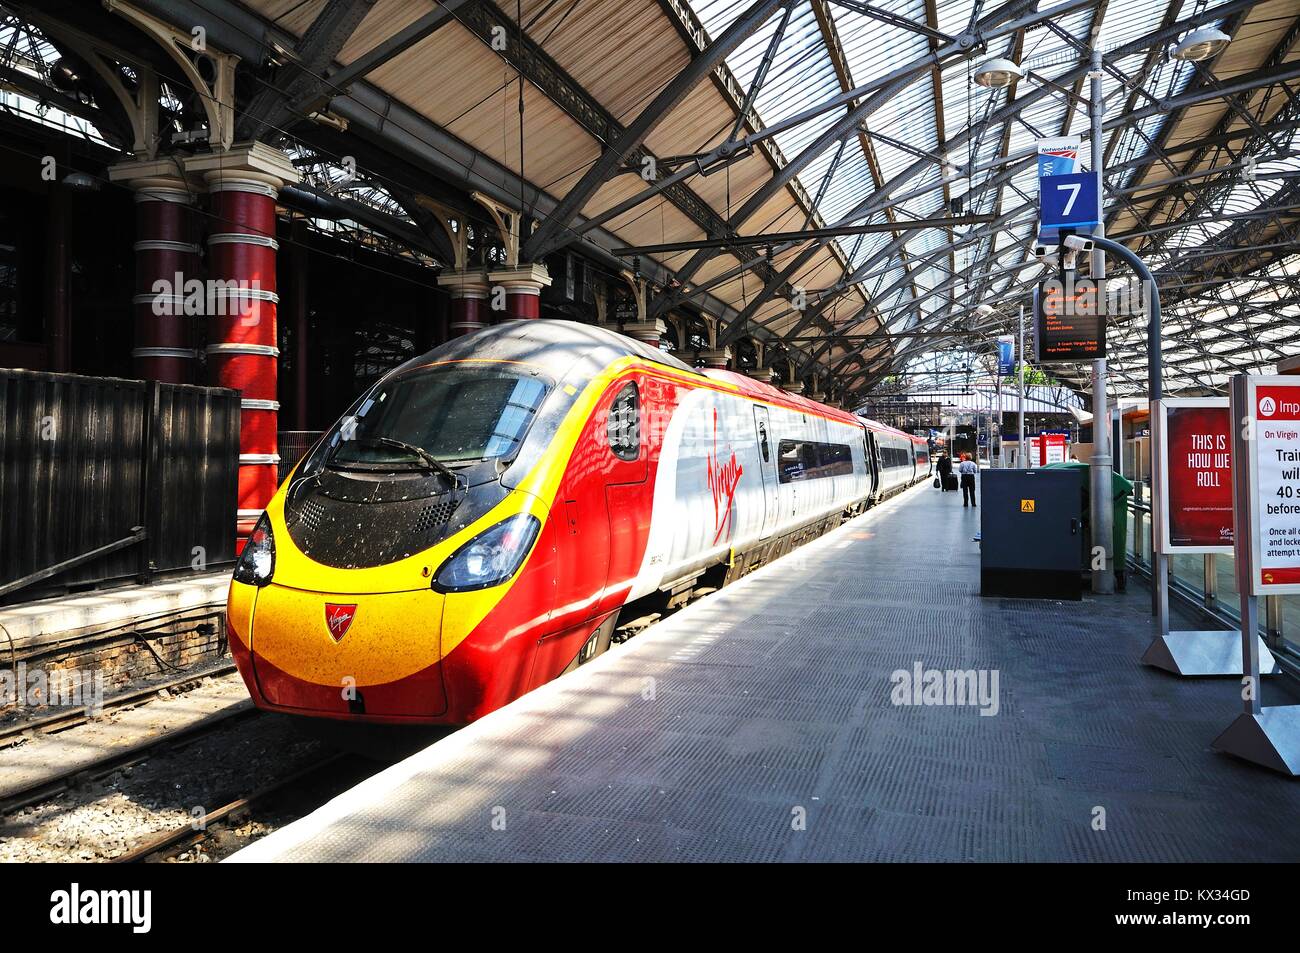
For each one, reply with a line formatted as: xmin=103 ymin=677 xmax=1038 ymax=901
xmin=232 ymin=513 xmax=276 ymax=587
xmin=433 ymin=513 xmax=541 ymax=593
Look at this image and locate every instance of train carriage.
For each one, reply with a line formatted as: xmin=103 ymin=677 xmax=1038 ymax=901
xmin=226 ymin=320 xmax=925 ymax=726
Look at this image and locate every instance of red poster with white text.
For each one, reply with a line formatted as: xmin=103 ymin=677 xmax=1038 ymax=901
xmin=1165 ymin=405 xmax=1233 ymax=549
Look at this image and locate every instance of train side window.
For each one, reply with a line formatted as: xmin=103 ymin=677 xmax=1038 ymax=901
xmin=607 ymin=381 xmax=640 ymax=461
xmin=777 ymin=440 xmax=803 ymax=483
xmin=758 ymin=421 xmax=770 ymax=463
xmin=777 ymin=439 xmax=853 ymax=483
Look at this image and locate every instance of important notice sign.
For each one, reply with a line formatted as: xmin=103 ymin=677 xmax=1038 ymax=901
xmin=1247 ymin=380 xmax=1300 ymax=593
xmin=1157 ymin=399 xmax=1232 ymax=554
xmin=1033 ymin=278 xmax=1106 ymax=362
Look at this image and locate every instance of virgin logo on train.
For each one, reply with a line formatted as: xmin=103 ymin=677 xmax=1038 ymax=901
xmin=324 ymin=603 xmax=357 ymax=641
xmin=706 ymin=408 xmax=743 ymax=545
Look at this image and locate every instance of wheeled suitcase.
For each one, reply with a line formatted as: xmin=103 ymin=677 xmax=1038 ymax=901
xmin=943 ymin=472 xmax=958 ymax=491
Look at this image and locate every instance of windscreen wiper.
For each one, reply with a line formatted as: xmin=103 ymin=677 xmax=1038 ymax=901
xmin=364 ymin=436 xmax=464 ymax=489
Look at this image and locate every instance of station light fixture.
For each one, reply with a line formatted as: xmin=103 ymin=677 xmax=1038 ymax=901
xmin=61 ymin=170 xmax=100 ymax=191
xmin=972 ymin=57 xmax=1024 ymax=89
xmin=1171 ymin=27 xmax=1231 ymax=62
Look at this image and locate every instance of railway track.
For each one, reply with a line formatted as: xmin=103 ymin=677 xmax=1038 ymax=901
xmin=0 ymin=662 xmax=239 ymax=749
xmin=0 ymin=701 xmax=261 ymax=817
xmin=113 ymin=752 xmax=360 ymax=863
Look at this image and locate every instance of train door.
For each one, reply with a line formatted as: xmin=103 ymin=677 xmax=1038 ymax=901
xmin=864 ymin=430 xmax=881 ymax=499
xmin=753 ymin=405 xmax=777 ymax=539
xmin=538 ymin=374 xmax=649 ymax=686
xmin=601 ymin=376 xmax=652 ymax=613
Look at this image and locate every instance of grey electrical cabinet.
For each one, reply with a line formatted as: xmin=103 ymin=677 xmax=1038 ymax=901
xmin=980 ymin=468 xmax=1085 ymax=600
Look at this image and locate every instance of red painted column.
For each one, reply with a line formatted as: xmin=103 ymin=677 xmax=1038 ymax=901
xmin=437 ymin=271 xmax=489 ymax=337
xmin=487 ymin=264 xmax=551 ymax=321
xmin=125 ymin=177 xmax=199 ymax=383
xmin=205 ymin=175 xmax=281 ymax=537
xmin=187 ymin=145 xmax=300 ymax=540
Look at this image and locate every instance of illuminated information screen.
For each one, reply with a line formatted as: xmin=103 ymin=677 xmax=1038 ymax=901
xmin=1033 ymin=278 xmax=1106 ymax=362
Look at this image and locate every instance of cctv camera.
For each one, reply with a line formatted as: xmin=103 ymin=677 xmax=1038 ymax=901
xmin=1062 ymin=234 xmax=1094 ymax=253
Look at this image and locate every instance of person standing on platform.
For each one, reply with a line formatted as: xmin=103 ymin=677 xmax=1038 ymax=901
xmin=936 ymin=452 xmax=953 ymax=491
xmin=958 ymin=453 xmax=978 ymax=508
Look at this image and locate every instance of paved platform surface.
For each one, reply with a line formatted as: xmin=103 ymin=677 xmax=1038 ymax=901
xmin=231 ymin=484 xmax=1300 ymax=862
xmin=0 ymin=571 xmax=230 ymax=644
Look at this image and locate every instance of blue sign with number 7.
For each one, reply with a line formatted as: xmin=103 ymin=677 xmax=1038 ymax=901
xmin=1039 ymin=171 xmax=1100 ymax=238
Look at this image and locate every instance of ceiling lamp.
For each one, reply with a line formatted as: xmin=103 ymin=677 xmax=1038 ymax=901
xmin=972 ymin=57 xmax=1023 ymax=89
xmin=1171 ymin=27 xmax=1230 ymax=62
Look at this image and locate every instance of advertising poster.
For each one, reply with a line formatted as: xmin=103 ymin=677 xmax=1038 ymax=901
xmin=997 ymin=335 xmax=1015 ymax=376
xmin=1248 ymin=381 xmax=1300 ymax=593
xmin=1042 ymin=433 xmax=1068 ymax=465
xmin=1158 ymin=400 xmax=1233 ymax=554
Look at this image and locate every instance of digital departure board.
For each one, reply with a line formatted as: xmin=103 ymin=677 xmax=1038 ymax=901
xmin=1033 ymin=278 xmax=1106 ymax=362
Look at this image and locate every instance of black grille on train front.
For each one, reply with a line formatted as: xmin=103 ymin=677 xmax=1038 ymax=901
xmin=283 ymin=490 xmax=461 ymax=569
xmin=412 ymin=499 xmax=456 ymax=534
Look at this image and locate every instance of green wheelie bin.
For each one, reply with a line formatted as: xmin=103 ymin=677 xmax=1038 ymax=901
xmin=1043 ymin=461 xmax=1134 ymax=590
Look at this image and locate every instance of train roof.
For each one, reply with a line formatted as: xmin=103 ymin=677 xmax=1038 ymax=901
xmin=700 ymin=369 xmax=861 ymax=426
xmin=406 ymin=320 xmax=862 ymax=425
xmin=856 ymin=414 xmax=923 ymax=441
xmin=411 ymin=319 xmax=694 ymax=377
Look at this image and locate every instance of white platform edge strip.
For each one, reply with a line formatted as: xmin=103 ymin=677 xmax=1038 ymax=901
xmin=225 ymin=481 xmax=926 ymax=862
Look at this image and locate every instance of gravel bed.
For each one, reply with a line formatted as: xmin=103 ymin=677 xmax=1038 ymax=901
xmin=0 ymin=712 xmax=329 ymax=862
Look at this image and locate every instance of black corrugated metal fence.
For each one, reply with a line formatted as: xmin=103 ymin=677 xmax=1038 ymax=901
xmin=0 ymin=369 xmax=240 ymax=605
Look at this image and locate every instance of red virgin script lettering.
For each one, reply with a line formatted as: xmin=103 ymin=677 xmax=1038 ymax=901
xmin=707 ymin=408 xmax=743 ymax=545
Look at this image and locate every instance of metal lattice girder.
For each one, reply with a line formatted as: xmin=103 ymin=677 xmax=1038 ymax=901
xmin=236 ymin=0 xmax=377 ymax=141
xmin=826 ymin=1 xmax=1292 ymax=394
xmin=652 ymin=0 xmax=1072 ymax=314
xmin=520 ymin=0 xmax=794 ymax=262
xmin=637 ymin=0 xmax=1292 ymax=394
xmin=31 ymin=0 xmax=1298 ymax=400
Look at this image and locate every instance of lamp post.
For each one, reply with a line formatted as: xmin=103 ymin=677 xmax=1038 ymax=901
xmin=975 ymin=47 xmax=1113 ymax=589
xmin=1018 ymin=304 xmax=1026 ymax=467
xmin=1088 ymin=46 xmax=1115 ymax=595
xmin=973 ymin=25 xmax=1225 ymax=591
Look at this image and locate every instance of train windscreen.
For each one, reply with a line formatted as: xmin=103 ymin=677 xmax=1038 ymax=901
xmin=324 ymin=363 xmax=550 ymax=467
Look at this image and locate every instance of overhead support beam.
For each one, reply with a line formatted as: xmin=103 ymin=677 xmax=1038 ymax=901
xmin=659 ymin=0 xmax=1095 ymax=327
xmin=709 ymin=0 xmax=1278 ymax=363
xmin=521 ymin=0 xmax=792 ymax=262
xmin=236 ymin=0 xmax=377 ymax=141
xmin=826 ymin=0 xmax=956 ymax=43
xmin=611 ymin=216 xmax=996 ymax=256
xmin=811 ymin=0 xmax=919 ymax=350
xmin=325 ymin=0 xmax=474 ymax=91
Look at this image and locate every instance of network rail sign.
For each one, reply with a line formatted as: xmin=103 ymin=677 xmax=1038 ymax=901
xmin=1036 ymin=136 xmax=1101 ymax=242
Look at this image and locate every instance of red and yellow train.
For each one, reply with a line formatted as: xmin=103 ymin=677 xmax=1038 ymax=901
xmin=226 ymin=320 xmax=929 ymax=725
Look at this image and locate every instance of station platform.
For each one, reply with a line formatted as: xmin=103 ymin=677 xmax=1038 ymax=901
xmin=231 ymin=485 xmax=1300 ymax=863
xmin=0 ymin=571 xmax=230 ymax=645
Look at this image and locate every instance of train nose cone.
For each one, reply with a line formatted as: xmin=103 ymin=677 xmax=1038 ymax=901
xmin=247 ymin=585 xmax=448 ymax=718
